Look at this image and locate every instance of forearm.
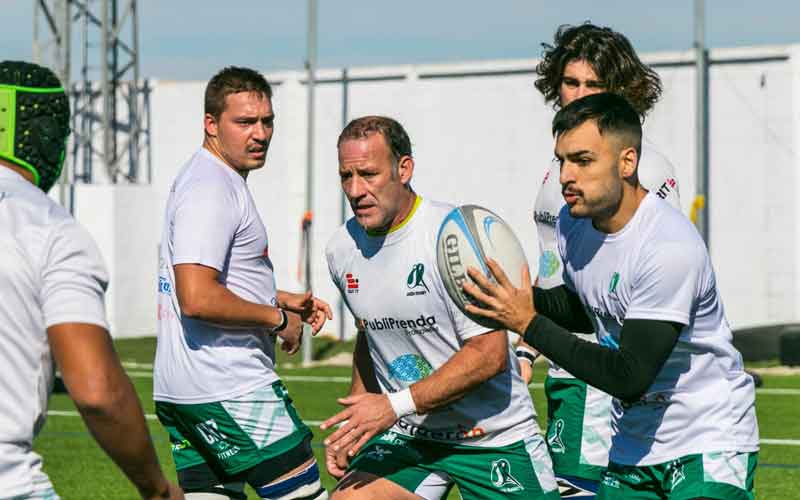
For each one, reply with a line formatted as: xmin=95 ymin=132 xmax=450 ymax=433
xmin=77 ymin=376 xmax=167 ymax=497
xmin=533 ymin=285 xmax=594 ymax=333
xmin=182 ymin=281 xmax=282 ymax=330
xmin=49 ymin=324 xmax=167 ymax=497
xmin=524 ymin=315 xmax=680 ymax=402
xmin=410 ymin=330 xmax=507 ymax=414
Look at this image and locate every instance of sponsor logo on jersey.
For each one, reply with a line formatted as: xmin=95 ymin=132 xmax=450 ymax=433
xmin=538 ymin=250 xmax=561 ymax=279
xmin=365 ymin=314 xmax=438 ymax=335
xmin=158 ymin=276 xmax=172 ymax=294
xmin=345 ymin=273 xmax=359 ymax=293
xmin=547 ymin=419 xmax=566 ymax=454
xmin=406 ymin=263 xmax=430 ymax=296
xmin=389 ymin=354 xmax=433 ymax=382
xmin=541 ymin=170 xmax=550 ymax=185
xmin=396 ymin=419 xmax=486 ymax=441
xmin=655 ymin=178 xmax=677 ymax=200
xmin=490 ymin=459 xmax=524 ymax=493
xmin=621 ymin=391 xmax=672 ymax=410
xmin=534 ymin=211 xmax=558 ymax=227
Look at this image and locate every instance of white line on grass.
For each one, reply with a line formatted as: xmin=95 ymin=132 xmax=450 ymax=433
xmin=122 ymin=369 xmax=800 ymax=396
xmin=43 ymin=410 xmax=800 ymax=446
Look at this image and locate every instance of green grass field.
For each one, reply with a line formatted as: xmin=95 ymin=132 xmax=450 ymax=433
xmin=35 ymin=337 xmax=800 ymax=499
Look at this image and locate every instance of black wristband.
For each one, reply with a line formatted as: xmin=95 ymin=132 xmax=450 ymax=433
xmin=515 ymin=347 xmax=538 ymax=365
xmin=271 ymin=309 xmax=288 ymax=333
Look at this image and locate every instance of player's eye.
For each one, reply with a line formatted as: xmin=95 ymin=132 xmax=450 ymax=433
xmin=562 ymin=78 xmax=578 ymax=87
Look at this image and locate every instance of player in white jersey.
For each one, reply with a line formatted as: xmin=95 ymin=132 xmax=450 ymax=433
xmin=155 ymin=67 xmax=331 ymax=500
xmin=522 ymin=23 xmax=681 ymax=498
xmin=464 ymin=93 xmax=759 ymax=500
xmin=0 ymin=60 xmax=180 ymax=499
xmin=321 ymin=116 xmax=559 ymax=500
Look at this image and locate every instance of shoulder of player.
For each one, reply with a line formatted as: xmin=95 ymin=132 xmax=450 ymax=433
xmin=636 ymin=196 xmax=705 ymax=255
xmin=325 ymin=217 xmax=362 ymax=261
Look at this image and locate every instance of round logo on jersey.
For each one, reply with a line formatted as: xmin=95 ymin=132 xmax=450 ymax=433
xmin=389 ymin=354 xmax=433 ymax=382
xmin=538 ymin=250 xmax=560 ymax=279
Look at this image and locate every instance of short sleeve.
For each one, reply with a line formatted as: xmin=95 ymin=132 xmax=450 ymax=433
xmin=172 ymin=182 xmax=240 ymax=271
xmin=625 ymin=241 xmax=700 ymax=325
xmin=41 ymin=220 xmax=109 ymax=329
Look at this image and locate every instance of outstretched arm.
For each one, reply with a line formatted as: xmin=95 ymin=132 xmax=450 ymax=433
xmin=525 ymin=316 xmax=681 ymax=401
xmin=463 ymin=258 xmax=682 ymax=402
xmin=48 ymin=323 xmax=181 ymax=499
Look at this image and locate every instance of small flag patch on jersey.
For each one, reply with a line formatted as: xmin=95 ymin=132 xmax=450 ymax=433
xmin=346 ymin=273 xmax=359 ymax=293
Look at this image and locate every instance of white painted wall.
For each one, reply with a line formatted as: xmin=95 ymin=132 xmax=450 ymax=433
xmin=71 ymin=45 xmax=800 ymax=338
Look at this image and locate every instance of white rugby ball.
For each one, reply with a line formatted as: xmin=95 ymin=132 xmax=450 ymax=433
xmin=436 ymin=205 xmax=528 ymax=329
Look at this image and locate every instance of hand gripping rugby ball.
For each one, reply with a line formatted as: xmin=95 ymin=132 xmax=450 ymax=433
xmin=436 ymin=205 xmax=528 ymax=329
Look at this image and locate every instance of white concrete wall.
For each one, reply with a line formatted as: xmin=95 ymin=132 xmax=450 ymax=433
xmin=71 ymin=45 xmax=800 ymax=338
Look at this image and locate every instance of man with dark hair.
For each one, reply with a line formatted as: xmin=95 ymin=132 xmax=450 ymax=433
xmin=465 ymin=93 xmax=759 ymax=500
xmin=321 ymin=116 xmax=559 ymax=500
xmin=154 ymin=66 xmax=331 ymax=500
xmin=0 ymin=60 xmax=181 ymax=499
xmin=515 ymin=22 xmax=682 ymax=498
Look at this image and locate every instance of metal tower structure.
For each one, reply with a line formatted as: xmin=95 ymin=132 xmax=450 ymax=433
xmin=33 ymin=0 xmax=151 ymax=188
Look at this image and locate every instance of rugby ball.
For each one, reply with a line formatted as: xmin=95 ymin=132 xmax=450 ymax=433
xmin=436 ymin=205 xmax=528 ymax=329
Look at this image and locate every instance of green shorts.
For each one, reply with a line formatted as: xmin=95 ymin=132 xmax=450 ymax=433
xmin=598 ymin=451 xmax=758 ymax=500
xmin=346 ymin=430 xmax=561 ymax=500
xmin=545 ymin=375 xmax=612 ymax=482
xmin=155 ymin=381 xmax=312 ymax=476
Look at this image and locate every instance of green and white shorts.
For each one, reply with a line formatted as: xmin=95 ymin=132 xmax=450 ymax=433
xmin=598 ymin=451 xmax=758 ymax=500
xmin=545 ymin=375 xmax=612 ymax=482
xmin=345 ymin=430 xmax=561 ymax=500
xmin=155 ymin=381 xmax=312 ymax=476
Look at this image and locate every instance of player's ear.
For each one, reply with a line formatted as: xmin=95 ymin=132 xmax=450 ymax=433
xmin=618 ymin=146 xmax=638 ymax=179
xmin=204 ymin=113 xmax=219 ymax=138
xmin=397 ymin=155 xmax=414 ymax=186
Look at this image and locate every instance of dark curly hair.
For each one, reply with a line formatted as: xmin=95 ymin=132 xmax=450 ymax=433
xmin=534 ymin=23 xmax=662 ymax=117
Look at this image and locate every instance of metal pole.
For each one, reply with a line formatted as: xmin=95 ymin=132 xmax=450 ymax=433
xmin=101 ymin=0 xmax=112 ymax=183
xmin=694 ymin=0 xmax=710 ymax=247
xmin=58 ymin=0 xmax=71 ymax=211
xmin=339 ymin=68 xmax=349 ymax=341
xmin=301 ymin=0 xmax=317 ymax=366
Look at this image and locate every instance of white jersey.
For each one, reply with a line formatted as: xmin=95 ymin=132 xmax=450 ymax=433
xmin=534 ymin=139 xmax=681 ymax=378
xmin=326 ymin=197 xmax=539 ymax=447
xmin=0 ymin=168 xmax=109 ymax=497
xmin=155 ymin=148 xmax=279 ymax=404
xmin=556 ymin=193 xmax=759 ymax=465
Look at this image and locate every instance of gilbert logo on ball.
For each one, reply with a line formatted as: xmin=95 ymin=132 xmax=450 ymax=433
xmin=436 ymin=205 xmax=528 ymax=329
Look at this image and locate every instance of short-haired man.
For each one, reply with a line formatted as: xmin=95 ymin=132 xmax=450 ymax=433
xmin=0 ymin=60 xmax=180 ymax=499
xmin=321 ymin=116 xmax=559 ymax=500
xmin=465 ymin=93 xmax=759 ymax=500
xmin=522 ymin=22 xmax=681 ymax=498
xmin=155 ymin=66 xmax=331 ymax=500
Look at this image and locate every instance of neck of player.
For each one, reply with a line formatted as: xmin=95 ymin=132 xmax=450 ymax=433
xmin=592 ymin=185 xmax=648 ymax=234
xmin=202 ymin=138 xmax=249 ymax=180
